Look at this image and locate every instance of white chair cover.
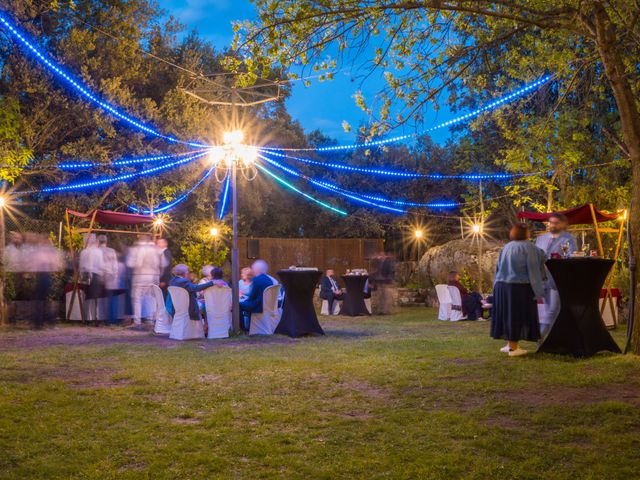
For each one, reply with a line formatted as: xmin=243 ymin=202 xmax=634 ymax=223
xmin=65 ymin=289 xmax=85 ymax=321
xmin=320 ymin=299 xmax=341 ymax=316
xmin=204 ymin=286 xmax=232 ymax=339
xmin=447 ymin=286 xmax=467 ymax=321
xmin=250 ymin=284 xmax=281 ymax=335
xmin=364 ymin=298 xmax=372 ymax=314
xmin=435 ymin=284 xmax=452 ymax=321
xmin=168 ymin=286 xmax=204 ymax=340
xmin=151 ymin=284 xmax=172 ymax=334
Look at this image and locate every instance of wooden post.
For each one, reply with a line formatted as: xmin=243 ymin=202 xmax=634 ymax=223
xmin=589 ymin=203 xmax=605 ymax=257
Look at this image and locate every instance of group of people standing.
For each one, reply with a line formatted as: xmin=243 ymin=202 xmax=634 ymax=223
xmin=77 ymin=234 xmax=172 ymax=325
xmin=491 ymin=213 xmax=576 ymax=356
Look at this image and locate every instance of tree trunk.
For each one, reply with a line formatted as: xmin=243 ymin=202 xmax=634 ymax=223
xmin=591 ymin=4 xmax=640 ymax=353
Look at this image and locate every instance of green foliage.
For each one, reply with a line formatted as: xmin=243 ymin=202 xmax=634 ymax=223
xmin=458 ymin=268 xmax=477 ymax=292
xmin=177 ymin=223 xmax=230 ymax=273
xmin=0 ymin=97 xmax=33 ymax=183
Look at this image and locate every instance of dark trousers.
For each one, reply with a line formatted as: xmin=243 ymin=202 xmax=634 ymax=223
xmin=320 ymin=291 xmax=344 ymax=314
xmin=33 ymin=272 xmax=52 ymax=328
xmin=106 ymin=290 xmax=119 ymax=325
xmin=462 ymin=292 xmax=483 ymax=320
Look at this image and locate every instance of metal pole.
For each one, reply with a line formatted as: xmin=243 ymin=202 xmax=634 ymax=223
xmin=231 ymin=161 xmax=240 ymax=333
xmin=477 ymin=180 xmax=485 ymax=294
xmin=0 ymin=206 xmax=5 ymax=325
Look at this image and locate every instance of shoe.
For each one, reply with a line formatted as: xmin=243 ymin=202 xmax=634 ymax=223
xmin=499 ymin=345 xmax=511 ymax=353
xmin=508 ymin=348 xmax=528 ymax=357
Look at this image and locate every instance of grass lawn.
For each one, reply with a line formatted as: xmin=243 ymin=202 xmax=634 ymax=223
xmin=1 ymin=308 xmax=639 ymax=479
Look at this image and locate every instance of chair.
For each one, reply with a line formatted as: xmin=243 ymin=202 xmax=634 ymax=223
xmin=447 ymin=286 xmax=467 ymax=321
xmin=249 ymin=284 xmax=281 ymax=335
xmin=320 ymin=299 xmax=341 ymax=315
xmin=364 ymin=298 xmax=372 ymax=314
xmin=168 ymin=286 xmax=204 ymax=340
xmin=151 ymin=285 xmax=171 ymax=335
xmin=203 ymin=286 xmax=232 ymax=339
xmin=435 ymin=284 xmax=452 ymax=321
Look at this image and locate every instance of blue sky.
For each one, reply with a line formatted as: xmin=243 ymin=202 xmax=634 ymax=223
xmin=157 ymin=0 xmax=453 ymax=143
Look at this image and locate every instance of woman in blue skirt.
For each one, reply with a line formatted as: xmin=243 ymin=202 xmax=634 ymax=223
xmin=491 ymin=223 xmax=546 ymax=356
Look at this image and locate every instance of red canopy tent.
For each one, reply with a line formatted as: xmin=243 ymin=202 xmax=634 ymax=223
xmin=518 ymin=203 xmax=626 ymax=328
xmin=64 ymin=209 xmax=156 ymax=322
xmin=517 ymin=204 xmax=619 ymax=225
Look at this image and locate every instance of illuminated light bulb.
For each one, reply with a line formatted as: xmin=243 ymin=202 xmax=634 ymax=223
xmin=210 ymin=227 xmax=219 ymax=237
xmin=0 ymin=196 xmax=6 ymax=208
xmin=153 ymin=217 xmax=165 ymax=227
xmin=415 ymin=229 xmax=424 ymax=239
xmin=472 ymin=224 xmax=482 ymax=234
xmin=208 ymin=146 xmax=225 ymax=165
xmin=239 ymin=146 xmax=257 ymax=166
xmin=223 ymin=130 xmax=244 ymax=145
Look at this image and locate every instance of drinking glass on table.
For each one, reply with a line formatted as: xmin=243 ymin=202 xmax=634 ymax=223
xmin=582 ymin=243 xmax=590 ymax=255
xmin=561 ymin=241 xmax=570 ymax=258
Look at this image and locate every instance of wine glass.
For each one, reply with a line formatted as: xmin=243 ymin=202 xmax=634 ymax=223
xmin=582 ymin=243 xmax=590 ymax=255
xmin=561 ymin=241 xmax=570 ymax=258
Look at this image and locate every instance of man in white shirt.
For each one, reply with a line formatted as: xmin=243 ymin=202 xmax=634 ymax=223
xmin=79 ymin=234 xmax=105 ymax=321
xmin=126 ymin=235 xmax=164 ymax=326
xmin=534 ymin=212 xmax=578 ymax=335
xmin=98 ymin=235 xmax=120 ymax=324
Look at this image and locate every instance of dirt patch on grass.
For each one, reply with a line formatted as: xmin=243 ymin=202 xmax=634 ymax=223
xmin=171 ymin=417 xmax=202 ymax=425
xmin=1 ymin=364 xmax=132 ymax=389
xmin=502 ymin=382 xmax=640 ymax=407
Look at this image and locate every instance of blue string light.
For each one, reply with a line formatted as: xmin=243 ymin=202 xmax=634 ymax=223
xmin=260 ymin=149 xmax=522 ymax=180
xmin=129 ymin=165 xmax=215 ymax=214
xmin=0 ymin=12 xmax=209 ymax=148
xmin=255 ymin=163 xmax=348 ymax=216
xmin=40 ymin=151 xmax=207 ymax=193
xmin=218 ymin=173 xmax=231 ymax=219
xmin=58 ymin=150 xmax=205 ymax=170
xmin=257 ymin=154 xmax=406 ymax=214
xmin=260 ymin=75 xmax=552 ymax=153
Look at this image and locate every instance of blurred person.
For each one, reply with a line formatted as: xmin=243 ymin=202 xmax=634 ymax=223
xmin=126 ymin=234 xmax=163 ymax=326
xmin=371 ymin=252 xmax=396 ymax=315
xmin=211 ymin=267 xmax=228 ymax=287
xmin=167 ymin=264 xmax=214 ymax=322
xmin=157 ymin=238 xmax=173 ymax=297
xmin=5 ymin=231 xmax=24 ymax=272
xmin=239 ymin=259 xmax=277 ymax=331
xmin=534 ymin=212 xmax=578 ymax=336
xmin=239 ymin=267 xmax=254 ymax=301
xmin=31 ymin=234 xmax=63 ymax=328
xmin=491 ymin=223 xmax=546 ymax=357
xmin=79 ymin=234 xmax=105 ymax=322
xmin=320 ymin=269 xmax=344 ymax=315
xmin=98 ymin=235 xmax=120 ymax=325
xmin=448 ymin=271 xmax=483 ymax=320
xmin=197 ymin=265 xmax=214 ymax=318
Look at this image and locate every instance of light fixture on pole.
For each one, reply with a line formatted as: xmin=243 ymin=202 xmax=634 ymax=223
xmin=210 ymin=131 xmax=258 ymax=333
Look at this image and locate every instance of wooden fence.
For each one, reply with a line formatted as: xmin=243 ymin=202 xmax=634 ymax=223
xmin=238 ymin=237 xmax=384 ymax=276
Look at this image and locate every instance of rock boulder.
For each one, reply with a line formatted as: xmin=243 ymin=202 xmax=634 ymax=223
xmin=417 ymin=238 xmax=504 ymax=306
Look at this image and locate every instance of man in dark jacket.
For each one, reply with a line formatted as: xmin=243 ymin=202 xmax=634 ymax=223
xmin=157 ymin=238 xmax=173 ymax=298
xmin=168 ymin=264 xmax=213 ymax=321
xmin=239 ymin=259 xmax=277 ymax=330
xmin=319 ymin=269 xmax=344 ymax=315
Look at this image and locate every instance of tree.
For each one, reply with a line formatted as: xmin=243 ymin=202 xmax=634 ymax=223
xmin=235 ymin=0 xmax=640 ymax=352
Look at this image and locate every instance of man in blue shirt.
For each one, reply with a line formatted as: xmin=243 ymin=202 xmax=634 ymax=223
xmin=239 ymin=259 xmax=278 ymax=331
xmin=534 ymin=212 xmax=578 ymax=335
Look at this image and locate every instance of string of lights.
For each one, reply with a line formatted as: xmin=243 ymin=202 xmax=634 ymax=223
xmin=260 ymin=149 xmax=521 ymax=180
xmin=255 ymin=163 xmax=348 ymax=216
xmin=34 ymin=151 xmax=208 ymax=193
xmin=0 ymin=12 xmax=210 ymax=148
xmin=218 ymin=174 xmax=231 ymax=219
xmin=257 ymin=153 xmax=407 ymax=214
xmin=129 ymin=165 xmax=215 ymax=214
xmin=58 ymin=149 xmax=206 ymax=170
xmin=259 ymin=75 xmax=552 ymax=153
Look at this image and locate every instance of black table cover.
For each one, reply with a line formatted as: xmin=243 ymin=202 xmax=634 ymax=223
xmin=339 ymin=274 xmax=370 ymax=316
xmin=538 ymin=258 xmax=621 ymax=357
xmin=275 ymin=270 xmax=324 ymax=337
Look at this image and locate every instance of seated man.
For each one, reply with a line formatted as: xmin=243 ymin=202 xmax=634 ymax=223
xmin=239 ymin=259 xmax=277 ymax=331
xmin=167 ymin=264 xmax=214 ymax=321
xmin=319 ymin=269 xmax=344 ymax=314
xmin=447 ymin=270 xmax=483 ymax=320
